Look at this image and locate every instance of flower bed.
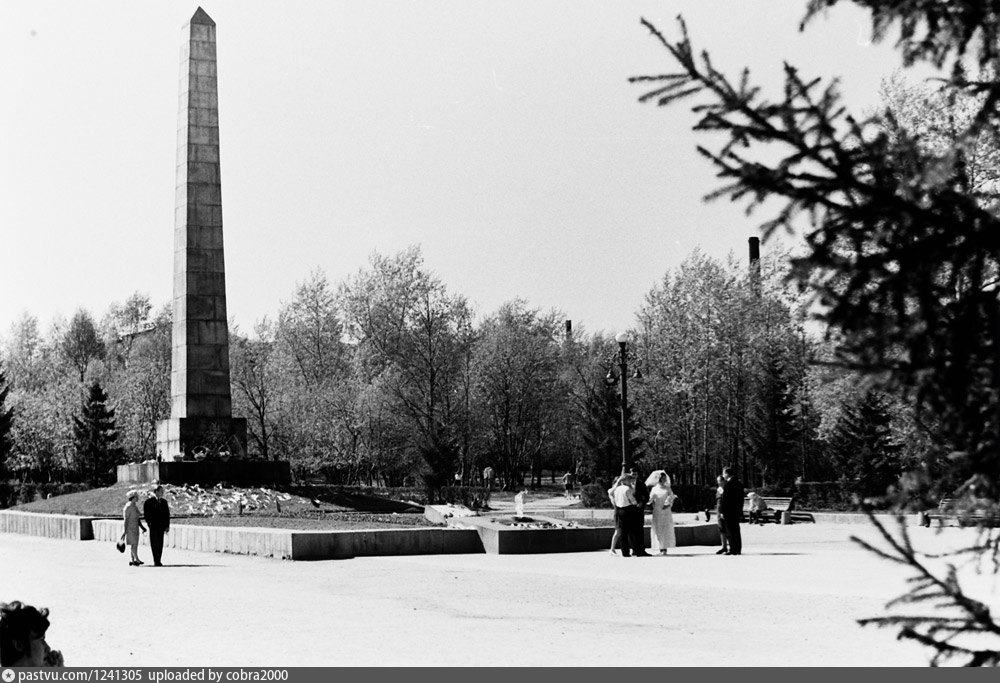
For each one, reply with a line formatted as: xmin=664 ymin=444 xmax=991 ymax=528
xmin=176 ymin=512 xmax=435 ymax=531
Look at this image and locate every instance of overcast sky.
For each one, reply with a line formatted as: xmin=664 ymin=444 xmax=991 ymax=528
xmin=1 ymin=1 xmax=922 ymax=340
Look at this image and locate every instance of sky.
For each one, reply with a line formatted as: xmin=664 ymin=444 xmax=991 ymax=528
xmin=1 ymin=1 xmax=926 ymax=340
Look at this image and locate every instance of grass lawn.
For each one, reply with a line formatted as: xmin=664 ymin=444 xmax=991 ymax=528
xmin=10 ymin=481 xmax=433 ymax=530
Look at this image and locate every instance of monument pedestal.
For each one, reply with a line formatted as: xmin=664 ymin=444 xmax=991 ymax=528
xmin=117 ymin=460 xmax=291 ymax=487
xmin=155 ymin=416 xmax=248 ymax=462
xmin=118 ymin=416 xmax=288 ymax=486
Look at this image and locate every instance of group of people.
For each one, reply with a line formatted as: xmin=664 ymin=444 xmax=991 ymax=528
xmin=121 ymin=483 xmax=171 ymax=567
xmin=607 ymin=465 xmax=746 ymax=557
xmin=607 ymin=467 xmax=677 ymax=556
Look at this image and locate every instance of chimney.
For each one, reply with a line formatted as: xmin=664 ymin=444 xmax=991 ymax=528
xmin=748 ymin=236 xmax=761 ymax=296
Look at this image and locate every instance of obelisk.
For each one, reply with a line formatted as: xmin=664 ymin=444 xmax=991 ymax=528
xmin=155 ymin=7 xmax=246 ymax=461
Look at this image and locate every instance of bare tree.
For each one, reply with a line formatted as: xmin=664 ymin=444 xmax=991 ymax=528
xmin=61 ymin=309 xmax=104 ymax=383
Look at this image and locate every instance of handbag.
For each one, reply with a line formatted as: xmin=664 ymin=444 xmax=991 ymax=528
xmin=116 ymin=532 xmax=126 ymax=554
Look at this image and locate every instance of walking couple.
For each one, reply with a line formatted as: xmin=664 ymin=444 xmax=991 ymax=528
xmin=121 ymin=483 xmax=171 ymax=567
xmin=607 ymin=468 xmax=676 ymax=557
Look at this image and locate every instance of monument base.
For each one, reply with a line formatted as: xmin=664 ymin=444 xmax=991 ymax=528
xmin=155 ymin=416 xmax=248 ymax=461
xmin=116 ymin=460 xmax=291 ymax=487
xmin=140 ymin=417 xmax=287 ymax=486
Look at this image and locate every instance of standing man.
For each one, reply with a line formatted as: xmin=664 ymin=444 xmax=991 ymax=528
xmin=143 ymin=483 xmax=171 ymax=567
xmin=719 ymin=466 xmax=744 ymax=555
xmin=608 ymin=473 xmax=640 ymax=557
xmin=561 ymin=470 xmax=575 ymax=497
xmin=629 ymin=466 xmax=651 ymax=557
xmin=608 ymin=473 xmax=641 ymax=557
xmin=714 ymin=475 xmax=730 ymax=555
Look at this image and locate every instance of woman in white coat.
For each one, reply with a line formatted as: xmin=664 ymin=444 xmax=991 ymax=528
xmin=645 ymin=470 xmax=676 ymax=555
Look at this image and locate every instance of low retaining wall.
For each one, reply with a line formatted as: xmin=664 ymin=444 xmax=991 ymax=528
xmin=466 ymin=524 xmax=717 ymax=554
xmin=94 ymin=519 xmax=294 ymax=559
xmin=290 ymin=528 xmax=483 ymax=560
xmin=83 ymin=516 xmax=720 ymax=559
xmin=91 ymin=519 xmax=483 ymax=561
xmin=8 ymin=509 xmax=919 ymax=562
xmin=0 ymin=510 xmax=100 ymax=540
xmin=451 ymin=513 xmax=720 ymax=554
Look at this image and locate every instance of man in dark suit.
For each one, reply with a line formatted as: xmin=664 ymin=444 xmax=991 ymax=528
xmin=143 ymin=483 xmax=171 ymax=567
xmin=628 ymin=466 xmax=651 ymax=557
xmin=719 ymin=466 xmax=744 ymax=555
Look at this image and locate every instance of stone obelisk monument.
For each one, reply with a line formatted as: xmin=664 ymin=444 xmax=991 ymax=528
xmin=155 ymin=7 xmax=247 ymax=461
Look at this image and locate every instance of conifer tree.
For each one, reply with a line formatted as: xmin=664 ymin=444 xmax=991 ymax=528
xmin=579 ymin=378 xmax=645 ymax=486
xmin=0 ymin=360 xmax=13 ymax=479
xmin=72 ymin=381 xmax=122 ymax=486
xmin=747 ymin=351 xmax=801 ymax=490
xmin=828 ymin=390 xmax=903 ymax=501
xmin=579 ymin=383 xmax=622 ymax=485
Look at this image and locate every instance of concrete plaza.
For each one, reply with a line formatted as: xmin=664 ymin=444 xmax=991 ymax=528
xmin=1 ymin=522 xmax=995 ymax=667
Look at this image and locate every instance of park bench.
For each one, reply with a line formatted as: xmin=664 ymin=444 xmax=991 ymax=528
xmin=923 ymin=498 xmax=1000 ymax=528
xmin=742 ymin=495 xmax=795 ymax=524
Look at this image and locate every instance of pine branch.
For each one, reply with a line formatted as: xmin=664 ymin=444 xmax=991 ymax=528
xmin=850 ymin=512 xmax=1000 ymax=665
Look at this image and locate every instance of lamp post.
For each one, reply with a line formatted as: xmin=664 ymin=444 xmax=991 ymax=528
xmin=615 ymin=332 xmax=629 ymax=471
xmin=616 ymin=331 xmax=643 ymax=473
xmin=606 ymin=332 xmax=641 ymax=473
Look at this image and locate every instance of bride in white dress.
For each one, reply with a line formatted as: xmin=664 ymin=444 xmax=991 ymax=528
xmin=645 ymin=470 xmax=676 ymax=555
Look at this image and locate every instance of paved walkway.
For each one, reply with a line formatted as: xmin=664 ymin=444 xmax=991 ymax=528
xmin=2 ymin=522 xmax=994 ymax=666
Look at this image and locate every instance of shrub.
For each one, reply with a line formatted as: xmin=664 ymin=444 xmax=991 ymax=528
xmin=670 ymin=484 xmax=716 ymax=513
xmin=371 ymin=487 xmax=428 ymax=505
xmin=0 ymin=481 xmax=95 ymax=509
xmin=580 ymin=483 xmax=612 ymax=509
xmin=758 ymin=483 xmax=797 ymax=498
xmin=792 ymin=481 xmax=858 ymax=511
xmin=37 ymin=482 xmax=92 ymax=500
xmin=0 ymin=480 xmax=16 ymax=508
xmin=435 ymin=485 xmax=491 ymax=510
xmin=17 ymin=481 xmax=37 ymax=505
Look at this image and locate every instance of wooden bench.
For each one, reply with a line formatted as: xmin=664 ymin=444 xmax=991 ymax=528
xmin=742 ymin=495 xmax=795 ymax=524
xmin=923 ymin=498 xmax=1000 ymax=527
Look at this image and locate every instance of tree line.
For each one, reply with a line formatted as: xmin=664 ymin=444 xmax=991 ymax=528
xmin=0 ymin=245 xmax=913 ymax=499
